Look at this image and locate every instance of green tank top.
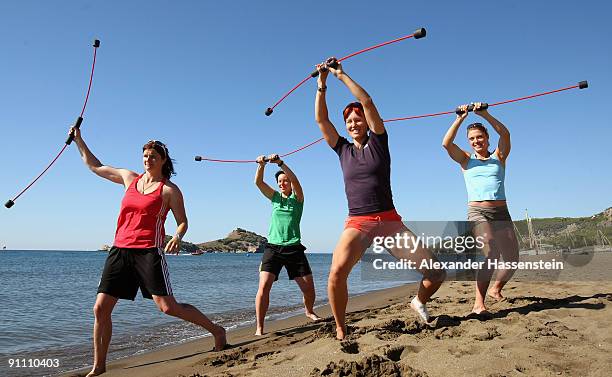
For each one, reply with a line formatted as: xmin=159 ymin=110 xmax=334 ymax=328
xmin=268 ymin=191 xmax=303 ymax=246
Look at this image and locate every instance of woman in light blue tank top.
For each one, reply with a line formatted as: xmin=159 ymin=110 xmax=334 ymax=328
xmin=442 ymin=103 xmax=519 ymax=315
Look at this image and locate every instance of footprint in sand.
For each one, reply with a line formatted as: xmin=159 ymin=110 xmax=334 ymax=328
xmin=340 ymin=339 xmax=360 ymax=354
xmin=472 ymin=326 xmax=501 ymax=341
xmin=311 ymin=354 xmax=428 ymax=377
xmin=525 ymin=320 xmax=577 ymax=341
xmin=207 ymin=348 xmax=250 ymax=367
xmin=448 ymin=344 xmax=480 ymax=358
xmin=434 ymin=326 xmax=465 ymax=340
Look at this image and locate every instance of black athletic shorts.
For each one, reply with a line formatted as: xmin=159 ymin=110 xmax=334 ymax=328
xmin=97 ymin=246 xmax=173 ymax=300
xmin=259 ymin=243 xmax=312 ymax=281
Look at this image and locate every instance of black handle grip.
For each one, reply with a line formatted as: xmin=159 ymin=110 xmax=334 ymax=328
xmin=93 ymin=39 xmax=101 ymax=48
xmin=455 ymin=103 xmax=489 ymax=115
xmin=311 ymin=69 xmax=319 ymax=78
xmin=262 ymin=155 xmax=280 ymax=163
xmin=65 ymin=116 xmax=84 ymax=145
xmin=5 ymin=199 xmax=15 ymax=208
xmin=414 ymin=27 xmax=427 ymax=39
xmin=579 ymin=80 xmax=588 ymax=89
xmin=194 ymin=156 xmax=203 ymax=162
xmin=265 ymin=108 xmax=273 ymax=116
xmin=326 ymin=58 xmax=339 ymax=69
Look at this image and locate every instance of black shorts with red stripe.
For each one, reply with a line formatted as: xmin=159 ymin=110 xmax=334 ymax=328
xmin=97 ymin=246 xmax=173 ymax=300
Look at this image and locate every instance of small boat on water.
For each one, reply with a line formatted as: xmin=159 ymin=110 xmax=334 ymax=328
xmin=190 ymin=249 xmax=205 ymax=256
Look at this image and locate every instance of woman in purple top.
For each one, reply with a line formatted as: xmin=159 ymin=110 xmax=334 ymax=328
xmin=314 ymin=58 xmax=446 ymax=340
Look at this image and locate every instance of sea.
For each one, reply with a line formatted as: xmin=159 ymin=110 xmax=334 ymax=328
xmin=0 ymin=250 xmax=407 ymax=377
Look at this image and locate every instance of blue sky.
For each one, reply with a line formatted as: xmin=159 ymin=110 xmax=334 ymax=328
xmin=1 ymin=1 xmax=610 ymax=251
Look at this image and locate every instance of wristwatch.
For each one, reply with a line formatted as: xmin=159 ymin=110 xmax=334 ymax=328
xmin=318 ymin=86 xmax=327 ymax=92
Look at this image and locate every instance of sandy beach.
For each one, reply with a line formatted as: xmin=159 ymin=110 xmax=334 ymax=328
xmin=64 ymin=253 xmax=612 ymax=377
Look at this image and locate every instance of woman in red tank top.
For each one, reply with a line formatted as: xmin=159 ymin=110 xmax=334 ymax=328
xmin=70 ymin=127 xmax=227 ymax=377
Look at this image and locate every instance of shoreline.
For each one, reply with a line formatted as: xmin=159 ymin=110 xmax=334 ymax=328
xmin=61 ymin=283 xmax=418 ymax=377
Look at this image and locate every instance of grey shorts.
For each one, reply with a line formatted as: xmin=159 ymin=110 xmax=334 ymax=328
xmin=468 ymin=205 xmax=512 ymax=232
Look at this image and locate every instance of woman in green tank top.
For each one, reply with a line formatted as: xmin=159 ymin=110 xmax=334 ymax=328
xmin=253 ymin=154 xmax=321 ymax=335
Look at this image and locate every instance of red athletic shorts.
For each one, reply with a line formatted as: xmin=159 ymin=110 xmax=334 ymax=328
xmin=344 ymin=208 xmax=404 ymax=240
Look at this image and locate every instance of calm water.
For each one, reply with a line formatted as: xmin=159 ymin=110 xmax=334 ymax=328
xmin=0 ymin=250 xmax=406 ymax=377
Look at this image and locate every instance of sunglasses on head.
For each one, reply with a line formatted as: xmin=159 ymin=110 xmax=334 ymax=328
xmin=146 ymin=140 xmax=168 ymax=156
xmin=466 ymin=122 xmax=484 ymax=129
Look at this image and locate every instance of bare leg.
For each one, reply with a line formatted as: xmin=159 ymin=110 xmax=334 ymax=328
xmin=472 ymin=222 xmax=498 ymax=314
xmin=294 ymin=274 xmax=321 ymax=321
xmin=87 ymin=293 xmax=118 ymax=377
xmin=328 ymin=228 xmax=369 ymax=340
xmin=254 ymin=271 xmax=276 ymax=335
xmin=153 ymin=295 xmax=226 ymax=351
xmin=489 ymin=225 xmax=519 ymax=300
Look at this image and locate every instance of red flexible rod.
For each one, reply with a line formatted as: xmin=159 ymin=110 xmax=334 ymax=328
xmin=265 ymin=28 xmax=426 ymax=116
xmin=197 ymin=81 xmax=587 ymax=164
xmin=5 ymin=40 xmax=101 ymax=209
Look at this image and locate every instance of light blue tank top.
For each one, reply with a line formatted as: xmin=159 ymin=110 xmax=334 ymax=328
xmin=463 ymin=153 xmax=506 ymax=201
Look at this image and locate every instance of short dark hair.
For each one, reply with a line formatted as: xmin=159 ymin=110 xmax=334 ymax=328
xmin=142 ymin=140 xmax=175 ymax=179
xmin=466 ymin=122 xmax=489 ymax=137
xmin=275 ymin=170 xmax=286 ymax=182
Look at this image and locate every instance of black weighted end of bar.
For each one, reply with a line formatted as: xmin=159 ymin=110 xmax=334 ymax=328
xmin=579 ymin=80 xmax=588 ymax=89
xmin=194 ymin=156 xmax=202 ymax=162
xmin=93 ymin=39 xmax=101 ymax=48
xmin=310 ymin=69 xmax=320 ymax=78
xmin=455 ymin=106 xmax=466 ymax=115
xmin=480 ymin=102 xmax=489 ymax=110
xmin=5 ymin=199 xmax=14 ymax=208
xmin=414 ymin=28 xmax=426 ymax=39
xmin=265 ymin=108 xmax=273 ymax=116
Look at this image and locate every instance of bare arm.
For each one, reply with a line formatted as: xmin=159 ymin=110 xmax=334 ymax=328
xmin=327 ymin=58 xmax=385 ymax=135
xmin=314 ymin=64 xmax=340 ymax=148
xmin=254 ymin=155 xmax=275 ymax=200
xmin=70 ymin=127 xmax=137 ymax=188
xmin=164 ymin=183 xmax=187 ymax=254
xmin=475 ymin=104 xmax=511 ymax=163
xmin=442 ymin=104 xmax=470 ymax=168
xmin=269 ymin=155 xmax=303 ymax=203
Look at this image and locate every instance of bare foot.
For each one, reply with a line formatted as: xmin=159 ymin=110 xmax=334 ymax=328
xmin=335 ymin=326 xmax=346 ymax=340
xmin=213 ymin=326 xmax=227 ymax=351
xmin=472 ymin=304 xmax=488 ymax=315
xmin=305 ymin=312 xmax=322 ymax=321
xmin=85 ymin=367 xmax=106 ymax=377
xmin=254 ymin=327 xmax=264 ymax=336
xmin=487 ymin=290 xmax=505 ymax=301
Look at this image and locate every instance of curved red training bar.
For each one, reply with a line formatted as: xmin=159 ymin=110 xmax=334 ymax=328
xmin=5 ymin=40 xmax=100 ymax=209
xmin=265 ymin=28 xmax=426 ymax=116
xmin=196 ymin=81 xmax=587 ymax=164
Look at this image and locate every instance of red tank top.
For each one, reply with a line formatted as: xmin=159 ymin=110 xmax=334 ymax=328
xmin=113 ymin=174 xmax=169 ymax=249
